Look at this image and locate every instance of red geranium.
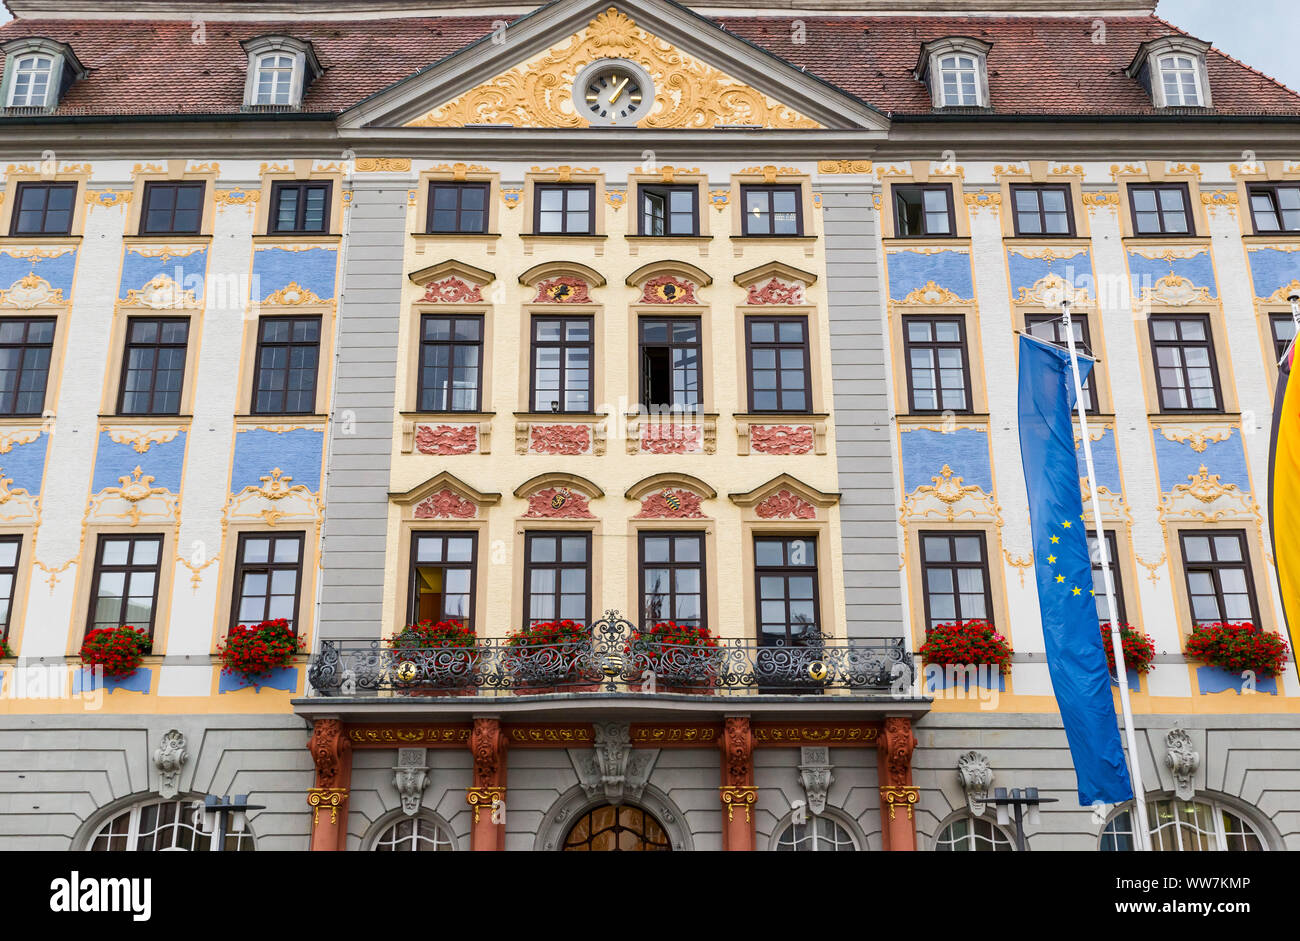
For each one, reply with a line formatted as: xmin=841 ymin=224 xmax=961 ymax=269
xmin=919 ymin=619 xmax=1013 ymax=675
xmin=630 ymin=621 xmax=721 ymax=651
xmin=505 ymin=619 xmax=588 ymax=648
xmin=1100 ymin=622 xmax=1157 ymax=675
xmin=218 ymin=618 xmax=303 ymax=679
xmin=388 ymin=620 xmax=476 ymax=650
xmin=1185 ymin=622 xmax=1290 ymax=678
xmin=0 ymin=637 xmax=12 ymax=658
xmin=79 ymin=626 xmax=151 ymax=678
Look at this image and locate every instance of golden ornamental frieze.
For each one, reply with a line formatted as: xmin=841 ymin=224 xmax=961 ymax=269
xmin=405 ymin=8 xmax=820 ymax=130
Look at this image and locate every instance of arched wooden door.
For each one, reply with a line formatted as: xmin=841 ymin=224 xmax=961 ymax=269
xmin=561 ymin=804 xmax=672 ymax=851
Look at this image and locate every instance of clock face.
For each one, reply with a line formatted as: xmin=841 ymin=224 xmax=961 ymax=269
xmin=576 ymin=60 xmax=650 ymax=126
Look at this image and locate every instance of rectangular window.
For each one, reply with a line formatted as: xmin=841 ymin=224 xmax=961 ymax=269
xmin=1025 ymin=313 xmax=1096 ymax=412
xmin=9 ymin=181 xmax=75 ymax=235
xmin=0 ymin=317 xmax=55 ymax=416
xmin=252 ymin=316 xmax=320 ymax=415
xmin=741 ymin=185 xmax=802 ymax=236
xmin=902 ymin=316 xmax=970 ymax=413
xmin=118 ymin=317 xmax=189 ymax=416
xmin=1087 ymin=531 xmax=1127 ymax=625
xmin=530 ymin=316 xmax=592 ymax=413
xmin=1010 ymin=183 xmax=1075 ymax=237
xmin=1270 ymin=313 xmax=1297 ymax=364
xmin=534 ymin=184 xmax=595 ymax=235
xmin=231 ymin=532 xmax=304 ymax=633
xmin=140 ymin=182 xmax=204 ymax=235
xmin=523 ymin=532 xmax=591 ymax=627
xmin=639 ymin=317 xmax=701 ymax=409
xmin=418 ymin=315 xmax=482 ymax=412
xmin=427 ymin=182 xmax=489 ymax=234
xmin=269 ymin=181 xmax=331 ymax=235
xmin=745 ymin=316 xmax=811 ymax=413
xmin=88 ymin=534 xmax=163 ymax=639
xmin=0 ymin=535 xmax=19 ymax=640
xmin=1179 ymin=531 xmax=1259 ymax=627
xmin=893 ymin=184 xmax=955 ymax=237
xmin=754 ymin=535 xmax=819 ymax=646
xmin=1149 ymin=314 xmax=1222 ymax=412
xmin=1248 ymin=183 xmax=1300 ymax=234
xmin=919 ymin=531 xmax=992 ymax=629
xmin=640 ymin=532 xmax=705 ymax=628
xmin=409 ymin=532 xmax=477 ymax=627
xmin=1128 ymin=183 xmax=1194 ymax=236
xmin=639 ymin=185 xmax=698 ymax=236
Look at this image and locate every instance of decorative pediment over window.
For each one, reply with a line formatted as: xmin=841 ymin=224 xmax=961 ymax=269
xmin=409 ymin=260 xmax=495 ymax=304
xmin=1 ymin=36 xmax=84 ymax=112
xmin=626 ymin=260 xmax=711 ymax=305
xmin=1127 ymin=36 xmax=1212 ymax=109
xmin=728 ymin=474 xmax=839 ymax=521
xmin=514 ymin=472 xmax=603 ymax=520
xmin=914 ymin=37 xmax=991 ymax=109
xmin=735 ymin=261 xmax=817 ymax=306
xmin=241 ymin=35 xmax=322 ymax=111
xmin=519 ymin=261 xmax=606 ymax=304
xmin=391 ymin=471 xmax=501 ymax=521
xmin=626 ymin=473 xmax=716 ymax=519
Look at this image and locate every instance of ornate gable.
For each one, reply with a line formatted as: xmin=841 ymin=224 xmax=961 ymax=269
xmin=403 ymin=7 xmax=821 ymax=131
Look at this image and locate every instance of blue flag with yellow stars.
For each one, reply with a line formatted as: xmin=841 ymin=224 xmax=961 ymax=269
xmin=1017 ymin=334 xmax=1133 ymax=806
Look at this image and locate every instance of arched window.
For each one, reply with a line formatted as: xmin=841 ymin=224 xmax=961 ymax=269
xmin=1100 ymin=797 xmax=1267 ymax=851
xmin=9 ymin=54 xmax=54 ymax=107
xmin=89 ymin=799 xmax=255 ymax=851
xmin=370 ymin=814 xmax=456 ymax=851
xmin=562 ymin=804 xmax=671 ymax=851
xmin=254 ymin=53 xmax=296 ymax=106
xmin=934 ymin=813 xmax=1014 ymax=851
xmin=774 ymin=814 xmax=859 ymax=851
xmin=938 ymin=54 xmax=980 ymax=107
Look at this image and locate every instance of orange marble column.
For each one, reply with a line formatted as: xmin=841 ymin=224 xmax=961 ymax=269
xmin=307 ymin=718 xmax=352 ymax=851
xmin=719 ymin=716 xmax=757 ymax=851
xmin=467 ymin=717 xmax=508 ymax=851
xmin=877 ymin=715 xmax=919 ymax=851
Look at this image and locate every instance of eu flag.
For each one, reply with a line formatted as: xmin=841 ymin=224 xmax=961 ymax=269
xmin=1017 ymin=334 xmax=1133 ymax=806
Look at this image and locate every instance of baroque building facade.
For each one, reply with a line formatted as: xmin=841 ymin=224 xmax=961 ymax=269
xmin=0 ymin=0 xmax=1297 ymax=851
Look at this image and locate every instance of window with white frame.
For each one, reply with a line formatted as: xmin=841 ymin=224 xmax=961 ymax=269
xmin=1100 ymin=797 xmax=1267 ymax=851
xmin=1127 ymin=37 xmax=1212 ymax=109
xmin=89 ymin=799 xmax=255 ymax=851
xmin=1158 ymin=54 xmax=1204 ymax=107
xmin=774 ymin=813 xmax=859 ymax=851
xmin=1 ymin=38 xmax=83 ymax=111
xmin=254 ymin=53 xmax=296 ymax=106
xmin=915 ymin=37 xmax=990 ymax=109
xmin=934 ymin=814 xmax=1014 ymax=851
xmin=370 ymin=814 xmax=456 ymax=851
xmin=240 ymin=36 xmax=320 ymax=110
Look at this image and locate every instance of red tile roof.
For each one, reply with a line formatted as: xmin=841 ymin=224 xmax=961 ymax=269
xmin=0 ymin=12 xmax=1296 ymax=119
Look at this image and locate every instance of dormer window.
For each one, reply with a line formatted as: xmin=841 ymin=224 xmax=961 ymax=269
xmin=1127 ymin=36 xmax=1212 ymax=109
xmin=915 ymin=37 xmax=991 ymax=109
xmin=1 ymin=37 xmax=84 ymax=112
xmin=240 ymin=36 xmax=321 ymax=111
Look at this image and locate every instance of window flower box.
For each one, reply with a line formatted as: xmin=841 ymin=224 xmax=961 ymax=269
xmin=629 ymin=621 xmax=722 ymax=694
xmin=387 ymin=620 xmax=477 ymax=696
xmin=919 ymin=619 xmax=1013 ymax=675
xmin=218 ymin=618 xmax=303 ymax=682
xmin=503 ymin=620 xmax=599 ymax=693
xmin=79 ymin=626 xmax=150 ymax=679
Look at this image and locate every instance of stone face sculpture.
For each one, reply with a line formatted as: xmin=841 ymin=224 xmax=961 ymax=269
xmin=957 ymin=750 xmax=994 ymax=816
xmin=569 ymin=722 xmax=657 ymax=804
xmin=394 ymin=747 xmax=429 ymax=816
xmin=153 ymin=729 xmax=189 ymax=800
xmin=798 ymin=746 xmax=834 ymax=816
xmin=1164 ymin=728 xmax=1200 ymax=801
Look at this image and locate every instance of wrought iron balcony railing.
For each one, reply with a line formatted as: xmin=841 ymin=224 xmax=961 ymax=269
xmin=307 ymin=610 xmax=913 ymax=698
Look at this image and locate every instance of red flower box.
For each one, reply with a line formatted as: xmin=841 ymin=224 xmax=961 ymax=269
xmin=0 ymin=637 xmax=12 ymax=658
xmin=387 ymin=620 xmax=477 ymax=694
xmin=919 ymin=619 xmax=1013 ymax=675
xmin=629 ymin=621 xmax=722 ymax=693
xmin=218 ymin=618 xmax=303 ymax=680
xmin=504 ymin=620 xmax=597 ymax=692
xmin=80 ymin=626 xmax=151 ymax=679
xmin=1100 ymin=622 xmax=1156 ymax=675
xmin=1185 ymin=622 xmax=1289 ymax=679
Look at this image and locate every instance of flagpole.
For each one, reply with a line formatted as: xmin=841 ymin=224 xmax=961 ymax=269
xmin=1059 ymin=296 xmax=1152 ymax=851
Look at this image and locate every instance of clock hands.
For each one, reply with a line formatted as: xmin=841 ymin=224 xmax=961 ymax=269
xmin=608 ymin=75 xmax=630 ymax=105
